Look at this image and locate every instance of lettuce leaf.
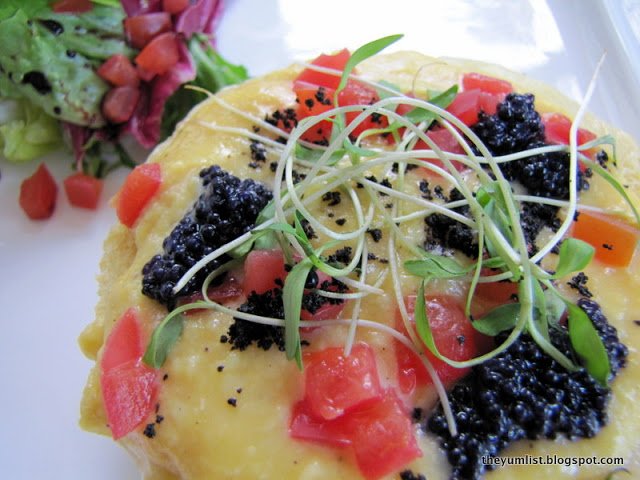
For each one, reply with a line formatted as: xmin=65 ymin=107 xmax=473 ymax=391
xmin=0 ymin=98 xmax=61 ymax=163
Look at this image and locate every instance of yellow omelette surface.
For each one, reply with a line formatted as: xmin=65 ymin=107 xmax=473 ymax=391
xmin=79 ymin=52 xmax=640 ymax=480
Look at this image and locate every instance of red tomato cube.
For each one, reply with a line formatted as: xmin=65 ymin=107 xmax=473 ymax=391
xmin=19 ymin=163 xmax=57 ymax=220
xmin=102 ymin=86 xmax=141 ymax=124
xmin=101 ymin=360 xmax=157 ymax=439
xmin=304 ymin=343 xmax=382 ymax=420
xmin=462 ymin=72 xmax=513 ymax=95
xmin=63 ymin=172 xmax=103 ymax=210
xmin=243 ymin=249 xmax=289 ymax=295
xmin=100 ymin=308 xmax=145 ymax=372
xmin=163 ymin=0 xmax=190 ymax=14
xmin=124 ymin=12 xmax=172 ymax=49
xmin=289 ymin=399 xmax=352 ymax=447
xmin=541 ymin=113 xmax=598 ymax=160
xmin=97 ymin=54 xmax=140 ymax=87
xmin=116 ymin=163 xmax=162 ymax=228
xmin=446 ymin=90 xmax=482 ymax=126
xmin=395 ymin=295 xmax=491 ymax=394
xmin=294 ymin=49 xmax=351 ymax=90
xmin=343 ymin=390 xmax=421 ymax=480
xmin=135 ymin=32 xmax=180 ymax=76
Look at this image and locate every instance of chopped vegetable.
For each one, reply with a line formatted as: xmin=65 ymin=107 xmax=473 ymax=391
xmin=63 ymin=172 xmax=103 ymax=209
xmin=572 ymin=210 xmax=640 ymax=267
xmin=19 ymin=163 xmax=58 ymax=220
xmin=162 ymin=0 xmax=190 ymax=15
xmin=124 ymin=12 xmax=172 ymax=49
xmin=462 ymin=72 xmax=513 ymax=95
xmin=102 ymin=85 xmax=141 ymax=124
xmin=304 ymin=343 xmax=382 ymax=420
xmin=135 ymin=32 xmax=180 ymax=76
xmin=116 ymin=163 xmax=162 ymax=227
xmin=100 ymin=308 xmax=158 ymax=440
xmin=52 ymin=0 xmax=93 ymax=14
xmin=97 ymin=54 xmax=140 ymax=87
xmin=242 ymin=249 xmax=289 ymax=295
xmin=294 ymin=49 xmax=350 ymax=90
xmin=395 ymin=295 xmax=491 ymax=394
xmin=542 ymin=112 xmax=598 ymax=159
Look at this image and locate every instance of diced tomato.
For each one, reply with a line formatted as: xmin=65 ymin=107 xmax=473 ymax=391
xmin=135 ymin=32 xmax=180 ymax=76
xmin=474 ymin=268 xmax=519 ymax=305
xmin=116 ymin=163 xmax=162 ymax=228
xmin=63 ymin=172 xmax=103 ymax=210
xmin=462 ymin=73 xmax=513 ymax=95
xmin=101 ymin=360 xmax=157 ymax=440
xmin=413 ymin=129 xmax=467 ymax=176
xmin=300 ymin=301 xmax=345 ymax=321
xmin=102 ymin=86 xmax=141 ymax=124
xmin=100 ymin=308 xmax=145 ymax=372
xmin=100 ymin=308 xmax=157 ymax=440
xmin=97 ymin=55 xmax=140 ymax=87
xmin=289 ymin=398 xmax=352 ymax=447
xmin=446 ymin=90 xmax=482 ymax=126
xmin=243 ymin=249 xmax=289 ymax=295
xmin=542 ymin=113 xmax=598 ymax=160
xmin=294 ymin=49 xmax=351 ymax=90
xmin=124 ymin=12 xmax=172 ymax=49
xmin=343 ymin=391 xmax=421 ymax=480
xmin=339 ymin=80 xmax=386 ymax=139
xmin=304 ymin=343 xmax=382 ymax=420
xmin=572 ymin=210 xmax=640 ymax=268
xmin=136 ymin=65 xmax=157 ymax=83
xmin=51 ymin=0 xmax=92 ymax=13
xmin=179 ymin=278 xmax=245 ymax=315
xmin=163 ymin=0 xmax=190 ymax=14
xmin=478 ymin=91 xmax=505 ymax=116
xmin=294 ymin=86 xmax=334 ymax=144
xmin=19 ymin=163 xmax=57 ymax=220
xmin=395 ymin=295 xmax=491 ymax=394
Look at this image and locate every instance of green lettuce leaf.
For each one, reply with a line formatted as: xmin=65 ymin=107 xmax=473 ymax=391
xmin=0 ymin=98 xmax=61 ymax=162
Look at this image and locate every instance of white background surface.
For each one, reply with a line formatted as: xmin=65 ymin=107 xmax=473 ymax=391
xmin=0 ymin=1 xmax=638 ymax=478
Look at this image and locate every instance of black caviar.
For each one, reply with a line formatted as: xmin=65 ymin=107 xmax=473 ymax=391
xmin=141 ymin=166 xmax=272 ymax=308
xmin=427 ymin=299 xmax=627 ymax=480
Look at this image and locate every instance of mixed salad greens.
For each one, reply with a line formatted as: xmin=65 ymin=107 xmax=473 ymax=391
xmin=0 ymin=0 xmax=248 ymax=217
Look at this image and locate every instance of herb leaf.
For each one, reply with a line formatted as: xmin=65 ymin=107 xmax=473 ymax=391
xmin=335 ymin=34 xmax=403 ymax=96
xmin=552 ymin=238 xmax=595 ymax=279
xmin=283 ymin=260 xmax=313 ymax=368
xmin=404 ymin=253 xmax=471 ymax=279
xmin=143 ymin=313 xmax=185 ymax=368
xmin=472 ymin=303 xmax=520 ymax=336
xmin=566 ymin=302 xmax=610 ymax=386
xmin=404 ymin=85 xmax=458 ymax=125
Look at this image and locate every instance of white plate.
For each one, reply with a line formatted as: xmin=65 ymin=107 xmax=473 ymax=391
xmin=0 ymin=1 xmax=638 ymax=478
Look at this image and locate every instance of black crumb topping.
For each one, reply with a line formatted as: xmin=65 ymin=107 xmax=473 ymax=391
xmin=335 ymin=218 xmax=346 ymax=226
xmin=249 ymin=140 xmax=267 ymax=165
xmin=227 ymin=398 xmax=237 ymax=407
xmin=227 ymin=278 xmax=347 ymax=351
xmin=143 ymin=423 xmax=156 ymax=439
xmin=367 ymin=228 xmax=383 ymax=242
xmin=141 ymin=166 xmax=272 ymax=308
xmin=427 ymin=299 xmax=627 ymax=480
xmin=567 ymin=272 xmax=593 ymax=298
xmin=425 ymin=189 xmax=477 ymax=258
xmin=265 ymin=108 xmax=298 ymax=131
xmin=228 ymin=290 xmax=286 ymax=352
xmin=399 ymin=470 xmax=426 ymax=480
xmin=322 ymin=191 xmax=342 ymax=206
xmin=327 ymin=246 xmax=353 ymax=265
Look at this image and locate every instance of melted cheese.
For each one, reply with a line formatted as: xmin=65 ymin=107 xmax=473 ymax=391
xmin=79 ymin=52 xmax=640 ymax=479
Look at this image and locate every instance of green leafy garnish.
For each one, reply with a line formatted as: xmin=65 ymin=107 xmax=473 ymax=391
xmin=403 ymin=85 xmax=458 ymax=126
xmin=566 ymin=302 xmax=611 ymax=386
xmin=552 ymin=238 xmax=595 ymax=279
xmin=283 ymin=260 xmax=314 ymax=368
xmin=335 ymin=34 xmax=403 ymax=97
xmin=404 ymin=253 xmax=471 ymax=279
xmin=472 ymin=303 xmax=520 ymax=336
xmin=143 ymin=311 xmax=186 ymax=369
